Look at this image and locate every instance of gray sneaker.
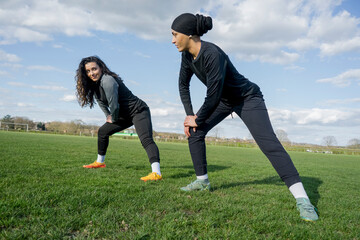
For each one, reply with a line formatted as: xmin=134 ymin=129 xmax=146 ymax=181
xmin=296 ymin=198 xmax=319 ymax=222
xmin=180 ymin=179 xmax=211 ymax=191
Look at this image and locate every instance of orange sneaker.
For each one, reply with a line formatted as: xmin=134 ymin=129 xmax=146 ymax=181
xmin=83 ymin=161 xmax=106 ymax=168
xmin=140 ymin=172 xmax=162 ymax=182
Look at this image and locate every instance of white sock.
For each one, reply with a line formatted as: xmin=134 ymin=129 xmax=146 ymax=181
xmin=289 ymin=182 xmax=309 ymax=199
xmin=151 ymin=162 xmax=161 ymax=175
xmin=96 ymin=154 xmax=105 ymax=163
xmin=196 ymin=174 xmax=208 ymax=180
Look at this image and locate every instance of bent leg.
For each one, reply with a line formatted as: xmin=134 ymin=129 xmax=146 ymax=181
xmin=97 ymin=121 xmax=131 ymax=155
xmin=189 ymin=101 xmax=232 ymax=176
xmin=132 ymin=108 xmax=160 ymax=164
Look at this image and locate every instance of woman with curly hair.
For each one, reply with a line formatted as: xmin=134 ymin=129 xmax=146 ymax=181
xmin=171 ymin=13 xmax=318 ymax=221
xmin=75 ymin=56 xmax=162 ymax=182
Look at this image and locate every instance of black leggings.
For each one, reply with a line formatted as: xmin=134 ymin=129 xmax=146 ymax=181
xmin=188 ymin=96 xmax=301 ymax=188
xmin=97 ymin=108 xmax=160 ymax=164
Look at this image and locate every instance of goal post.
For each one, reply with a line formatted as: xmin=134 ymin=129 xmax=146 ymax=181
xmin=0 ymin=122 xmax=29 ymax=131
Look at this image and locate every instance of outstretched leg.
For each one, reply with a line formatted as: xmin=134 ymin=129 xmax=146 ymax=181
xmin=132 ymin=108 xmax=162 ymax=182
xmin=235 ymin=96 xmax=300 ymax=187
xmin=235 ymin=95 xmax=318 ymax=221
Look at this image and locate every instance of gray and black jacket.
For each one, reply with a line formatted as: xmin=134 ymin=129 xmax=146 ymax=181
xmin=94 ymin=74 xmax=147 ymax=122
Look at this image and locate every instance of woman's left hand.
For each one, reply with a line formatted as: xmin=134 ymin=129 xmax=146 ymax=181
xmin=106 ymin=115 xmax=113 ymax=123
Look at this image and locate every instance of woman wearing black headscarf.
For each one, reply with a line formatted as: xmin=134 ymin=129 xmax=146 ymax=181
xmin=171 ymin=13 xmax=318 ymax=221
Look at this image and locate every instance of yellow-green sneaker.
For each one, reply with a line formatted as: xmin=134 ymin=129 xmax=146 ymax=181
xmin=140 ymin=172 xmax=162 ymax=182
xmin=180 ymin=179 xmax=211 ymax=191
xmin=296 ymin=198 xmax=319 ymax=222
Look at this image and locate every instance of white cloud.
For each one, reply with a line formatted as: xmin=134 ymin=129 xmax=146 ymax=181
xmin=0 ymin=62 xmax=23 ymax=70
xmin=32 ymin=85 xmax=67 ymax=91
xmin=321 ymin=98 xmax=360 ymax=105
xmin=10 ymin=27 xmax=52 ymax=43
xmin=319 ymin=37 xmax=360 ymax=56
xmin=308 ymin=10 xmax=359 ymax=42
xmin=0 ymin=0 xmax=205 ymax=44
xmin=17 ymin=102 xmax=34 ymax=107
xmin=205 ymin=0 xmax=360 ymax=63
xmin=0 ymin=49 xmax=21 ymax=62
xmin=60 ymin=94 xmax=77 ymax=102
xmin=284 ymin=65 xmax=305 ymax=71
xmin=126 ymin=80 xmax=141 ymax=86
xmin=287 ymin=38 xmax=317 ymax=51
xmin=27 ymin=65 xmax=59 ymax=71
xmin=0 ymin=0 xmax=359 ymax=64
xmin=151 ymin=107 xmax=183 ymax=117
xmin=7 ymin=81 xmax=27 ymax=87
xmin=268 ymin=107 xmax=359 ymax=126
xmin=134 ymin=51 xmax=151 ymax=59
xmin=53 ymin=44 xmax=63 ymax=48
xmin=316 ymin=69 xmax=360 ymax=87
xmin=7 ymin=81 xmax=68 ymax=91
xmin=27 ymin=65 xmax=71 ymax=73
xmin=0 ymin=87 xmax=10 ymax=93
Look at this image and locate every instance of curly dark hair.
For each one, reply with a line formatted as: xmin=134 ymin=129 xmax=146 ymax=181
xmin=75 ymin=56 xmax=121 ymax=108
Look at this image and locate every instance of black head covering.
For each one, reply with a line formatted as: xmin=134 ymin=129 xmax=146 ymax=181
xmin=171 ymin=13 xmax=213 ymax=36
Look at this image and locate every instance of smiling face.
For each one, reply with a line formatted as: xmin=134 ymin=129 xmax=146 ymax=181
xmin=171 ymin=30 xmax=190 ymax=52
xmin=85 ymin=62 xmax=102 ymax=82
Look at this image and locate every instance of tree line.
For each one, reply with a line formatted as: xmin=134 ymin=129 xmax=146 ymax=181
xmin=0 ymin=115 xmax=98 ymax=136
xmin=1 ymin=114 xmax=360 ymax=149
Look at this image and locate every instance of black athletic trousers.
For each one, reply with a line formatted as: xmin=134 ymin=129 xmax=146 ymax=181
xmin=188 ymin=95 xmax=301 ymax=188
xmin=97 ymin=108 xmax=160 ymax=164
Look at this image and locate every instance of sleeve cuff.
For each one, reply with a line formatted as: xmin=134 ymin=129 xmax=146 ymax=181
xmin=195 ymin=118 xmax=202 ymax=127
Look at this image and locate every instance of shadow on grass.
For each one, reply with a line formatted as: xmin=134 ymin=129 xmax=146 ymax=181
xmin=215 ymin=175 xmax=322 ymax=206
xmin=301 ymin=176 xmax=323 ymax=207
xmin=165 ymin=164 xmax=230 ymax=179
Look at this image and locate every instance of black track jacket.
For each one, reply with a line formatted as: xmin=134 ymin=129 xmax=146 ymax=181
xmin=178 ymin=41 xmax=262 ymax=126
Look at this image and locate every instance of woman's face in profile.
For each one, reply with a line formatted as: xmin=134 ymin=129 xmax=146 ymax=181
xmin=171 ymin=30 xmax=190 ymax=52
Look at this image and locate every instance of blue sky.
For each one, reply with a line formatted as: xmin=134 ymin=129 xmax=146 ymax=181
xmin=0 ymin=0 xmax=359 ymax=146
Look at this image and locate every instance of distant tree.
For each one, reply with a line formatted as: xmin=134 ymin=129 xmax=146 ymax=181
xmin=323 ymin=136 xmax=337 ymax=147
xmin=275 ymin=129 xmax=290 ymax=143
xmin=73 ymin=119 xmax=85 ymax=135
xmin=46 ymin=121 xmax=64 ymax=133
xmin=1 ymin=115 xmax=14 ymax=129
xmin=2 ymin=115 xmax=13 ymax=122
xmin=347 ymin=138 xmax=360 ymax=149
xmin=13 ymin=116 xmax=36 ymax=129
xmin=37 ymin=122 xmax=46 ymax=130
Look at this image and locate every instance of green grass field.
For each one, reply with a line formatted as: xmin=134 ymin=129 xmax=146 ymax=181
xmin=0 ymin=131 xmax=359 ymax=239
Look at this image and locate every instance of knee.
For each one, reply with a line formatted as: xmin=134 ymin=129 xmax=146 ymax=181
xmin=188 ymin=129 xmax=206 ymax=143
xmin=98 ymin=125 xmax=109 ymax=138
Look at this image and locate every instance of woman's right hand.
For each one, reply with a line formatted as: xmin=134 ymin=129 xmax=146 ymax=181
xmin=184 ymin=115 xmax=197 ymax=137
